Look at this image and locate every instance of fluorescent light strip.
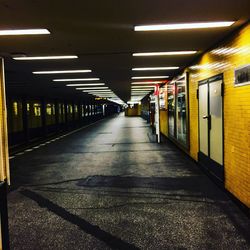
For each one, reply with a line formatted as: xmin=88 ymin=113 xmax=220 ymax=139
xmin=84 ymin=89 xmax=111 ymax=91
xmin=132 ymin=89 xmax=154 ymax=91
xmin=33 ymin=69 xmax=91 ymax=74
xmin=90 ymin=93 xmax=112 ymax=95
xmin=83 ymin=90 xmax=113 ymax=93
xmin=132 ymin=89 xmax=152 ymax=90
xmin=92 ymin=94 xmax=115 ymax=96
xmin=0 ymin=29 xmax=50 ymax=35
xmin=76 ymin=87 xmax=108 ymax=90
xmin=131 ymin=86 xmax=155 ymax=89
xmin=132 ymin=67 xmax=179 ymax=71
xmin=13 ymin=55 xmax=78 ymax=60
xmin=92 ymin=93 xmax=114 ymax=95
xmin=132 ymin=92 xmax=151 ymax=94
xmin=88 ymin=94 xmax=114 ymax=96
xmin=132 ymin=76 xmax=169 ymax=79
xmin=54 ymin=78 xmax=99 ymax=82
xmin=133 ymin=51 xmax=197 ymax=56
xmin=67 ymin=83 xmax=105 ymax=86
xmin=134 ymin=21 xmax=235 ymax=31
xmin=132 ymin=81 xmax=164 ymax=84
xmin=132 ymin=90 xmax=152 ymax=92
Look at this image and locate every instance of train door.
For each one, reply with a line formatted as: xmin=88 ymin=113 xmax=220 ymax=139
xmin=198 ymin=74 xmax=224 ymax=181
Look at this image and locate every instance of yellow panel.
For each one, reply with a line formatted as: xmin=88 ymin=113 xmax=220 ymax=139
xmin=0 ymin=58 xmax=10 ymax=183
xmin=160 ymin=110 xmax=168 ymax=137
xmin=125 ymin=104 xmax=141 ymax=116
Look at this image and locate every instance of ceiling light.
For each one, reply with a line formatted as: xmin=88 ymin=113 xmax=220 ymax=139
xmin=127 ymin=101 xmax=140 ymax=104
xmin=132 ymin=92 xmax=152 ymax=93
xmin=83 ymin=90 xmax=112 ymax=93
xmin=66 ymin=83 xmax=105 ymax=86
xmin=132 ymin=89 xmax=154 ymax=91
xmin=131 ymin=91 xmax=151 ymax=93
xmin=92 ymin=94 xmax=115 ymax=96
xmin=33 ymin=69 xmax=91 ymax=74
xmin=133 ymin=51 xmax=197 ymax=56
xmin=54 ymin=78 xmax=99 ymax=82
xmin=134 ymin=21 xmax=235 ymax=31
xmin=132 ymin=88 xmax=152 ymax=90
xmin=13 ymin=55 xmax=78 ymax=60
xmin=132 ymin=67 xmax=179 ymax=71
xmin=76 ymin=87 xmax=108 ymax=90
xmin=132 ymin=76 xmax=169 ymax=79
xmin=95 ymin=94 xmax=115 ymax=97
xmin=131 ymin=86 xmax=155 ymax=89
xmin=131 ymin=90 xmax=152 ymax=92
xmin=92 ymin=93 xmax=114 ymax=95
xmin=132 ymin=81 xmax=164 ymax=84
xmin=84 ymin=89 xmax=112 ymax=91
xmin=0 ymin=29 xmax=50 ymax=36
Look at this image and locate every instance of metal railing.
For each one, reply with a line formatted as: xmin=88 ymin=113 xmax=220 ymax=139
xmin=0 ymin=181 xmax=9 ymax=250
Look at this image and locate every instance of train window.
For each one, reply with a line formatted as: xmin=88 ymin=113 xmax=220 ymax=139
xmin=34 ymin=103 xmax=41 ymax=116
xmin=46 ymin=104 xmax=52 ymax=115
xmin=85 ymin=105 xmax=88 ymax=116
xmin=81 ymin=105 xmax=84 ymax=117
xmin=69 ymin=104 xmax=73 ymax=114
xmin=27 ymin=103 xmax=30 ymax=111
xmin=13 ymin=102 xmax=18 ymax=116
xmin=167 ymin=73 xmax=189 ymax=148
xmin=74 ymin=105 xmax=78 ymax=113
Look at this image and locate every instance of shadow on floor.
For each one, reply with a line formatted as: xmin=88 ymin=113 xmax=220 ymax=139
xmin=19 ymin=175 xmax=250 ymax=245
xmin=20 ymin=189 xmax=140 ymax=250
xmin=76 ymin=175 xmax=226 ymax=200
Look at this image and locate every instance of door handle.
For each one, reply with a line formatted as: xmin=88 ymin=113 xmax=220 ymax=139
xmin=203 ymin=115 xmax=212 ymax=130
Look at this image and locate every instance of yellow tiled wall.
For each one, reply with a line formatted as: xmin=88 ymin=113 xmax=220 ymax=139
xmin=188 ymin=23 xmax=250 ymax=207
xmin=160 ymin=23 xmax=250 ymax=207
xmin=125 ymin=104 xmax=141 ymax=116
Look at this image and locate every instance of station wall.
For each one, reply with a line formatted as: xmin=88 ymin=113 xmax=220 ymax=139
xmin=159 ymin=22 xmax=250 ymax=207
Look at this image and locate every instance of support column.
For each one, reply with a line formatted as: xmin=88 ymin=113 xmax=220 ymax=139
xmin=54 ymin=99 xmax=59 ymax=134
xmin=21 ymin=97 xmax=29 ymax=143
xmin=64 ymin=101 xmax=68 ymax=130
xmin=0 ymin=58 xmax=10 ymax=250
xmin=41 ymin=98 xmax=47 ymax=137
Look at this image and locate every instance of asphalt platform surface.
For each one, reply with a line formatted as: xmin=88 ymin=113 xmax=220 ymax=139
xmin=8 ymin=114 xmax=250 ymax=249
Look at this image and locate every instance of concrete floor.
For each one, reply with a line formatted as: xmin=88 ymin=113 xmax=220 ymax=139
xmin=8 ymin=114 xmax=250 ymax=249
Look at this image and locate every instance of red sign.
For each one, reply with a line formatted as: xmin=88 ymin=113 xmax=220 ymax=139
xmin=154 ymin=84 xmax=160 ymax=96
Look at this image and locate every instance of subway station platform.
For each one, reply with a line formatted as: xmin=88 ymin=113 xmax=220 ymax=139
xmin=7 ymin=114 xmax=249 ymax=249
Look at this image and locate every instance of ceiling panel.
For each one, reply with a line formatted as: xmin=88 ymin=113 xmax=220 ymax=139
xmin=0 ymin=0 xmax=249 ymax=101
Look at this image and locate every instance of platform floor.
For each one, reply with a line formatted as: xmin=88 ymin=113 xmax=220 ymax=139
xmin=8 ymin=114 xmax=250 ymax=249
